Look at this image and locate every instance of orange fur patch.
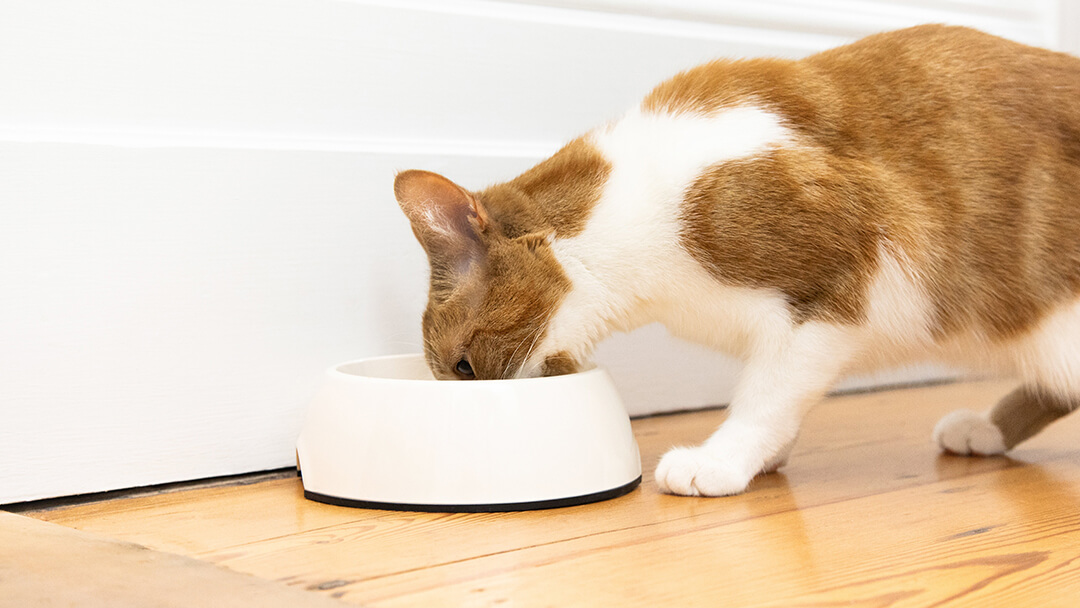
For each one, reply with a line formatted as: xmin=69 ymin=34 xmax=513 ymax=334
xmin=478 ymin=138 xmax=611 ymax=239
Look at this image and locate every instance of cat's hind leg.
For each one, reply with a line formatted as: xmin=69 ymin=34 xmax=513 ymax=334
xmin=934 ymin=298 xmax=1080 ymax=455
xmin=655 ymin=322 xmax=857 ymax=496
xmin=933 ymin=386 xmax=1075 ymax=455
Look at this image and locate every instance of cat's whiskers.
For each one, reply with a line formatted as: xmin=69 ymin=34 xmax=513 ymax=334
xmin=501 ymin=308 xmax=551 ymax=379
xmin=515 ymin=306 xmax=558 ymax=379
xmin=420 ymin=334 xmax=442 ymax=371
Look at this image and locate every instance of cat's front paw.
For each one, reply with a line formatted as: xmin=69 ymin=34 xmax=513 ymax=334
xmin=654 ymin=446 xmax=754 ymax=497
xmin=933 ymin=409 xmax=1006 ymax=456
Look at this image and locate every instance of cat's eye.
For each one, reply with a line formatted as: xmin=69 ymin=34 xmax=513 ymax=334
xmin=455 ymin=358 xmax=475 ymax=379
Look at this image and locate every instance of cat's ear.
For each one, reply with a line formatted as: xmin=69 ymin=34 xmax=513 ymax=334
xmin=394 ymin=170 xmax=490 ymax=266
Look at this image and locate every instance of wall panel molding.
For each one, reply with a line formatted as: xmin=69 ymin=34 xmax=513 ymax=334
xmin=1 ymin=0 xmax=1056 ymax=152
xmin=0 ymin=125 xmax=559 ymax=159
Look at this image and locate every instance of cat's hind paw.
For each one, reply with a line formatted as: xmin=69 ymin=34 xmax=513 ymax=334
xmin=933 ymin=409 xmax=1006 ymax=456
xmin=654 ymin=446 xmax=754 ymax=497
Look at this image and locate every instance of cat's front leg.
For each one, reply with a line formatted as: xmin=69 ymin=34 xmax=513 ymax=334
xmin=655 ymin=322 xmax=858 ymax=496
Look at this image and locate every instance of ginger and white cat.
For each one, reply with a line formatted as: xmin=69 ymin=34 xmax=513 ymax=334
xmin=394 ymin=25 xmax=1080 ymax=497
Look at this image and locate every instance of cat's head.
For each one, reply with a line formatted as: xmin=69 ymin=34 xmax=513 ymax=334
xmin=394 ymin=170 xmax=582 ymax=380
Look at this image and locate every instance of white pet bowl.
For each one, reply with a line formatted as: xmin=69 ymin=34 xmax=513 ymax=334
xmin=296 ymin=354 xmax=641 ymax=512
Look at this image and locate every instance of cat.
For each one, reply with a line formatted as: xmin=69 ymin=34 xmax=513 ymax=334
xmin=393 ymin=24 xmax=1080 ymax=497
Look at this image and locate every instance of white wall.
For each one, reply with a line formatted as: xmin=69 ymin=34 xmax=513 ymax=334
xmin=0 ymin=0 xmax=1063 ymax=503
xmin=1061 ymin=0 xmax=1080 ymax=56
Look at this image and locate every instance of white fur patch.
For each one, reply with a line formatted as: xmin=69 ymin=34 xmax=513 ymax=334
xmin=854 ymin=244 xmax=936 ymax=371
xmin=1015 ymin=295 xmax=1080 ymax=397
xmin=528 ymin=105 xmax=795 ymax=370
xmin=594 ymin=106 xmax=792 ymax=212
xmin=933 ymin=409 xmax=1007 ymax=455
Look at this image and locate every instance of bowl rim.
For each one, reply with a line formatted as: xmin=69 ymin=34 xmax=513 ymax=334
xmin=328 ymin=353 xmax=604 ymax=386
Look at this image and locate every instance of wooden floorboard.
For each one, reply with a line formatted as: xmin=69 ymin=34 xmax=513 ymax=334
xmin=17 ymin=380 xmax=1080 ymax=606
xmin=0 ymin=511 xmax=350 ymax=607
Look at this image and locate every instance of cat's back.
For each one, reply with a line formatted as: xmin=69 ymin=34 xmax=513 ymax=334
xmin=811 ymin=25 xmax=1080 ymax=153
xmin=646 ymin=25 xmax=1080 ymax=155
xmin=642 ymin=25 xmax=1080 ymax=339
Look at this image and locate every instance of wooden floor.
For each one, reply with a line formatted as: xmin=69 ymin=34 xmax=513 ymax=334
xmin=9 ymin=380 xmax=1080 ymax=606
